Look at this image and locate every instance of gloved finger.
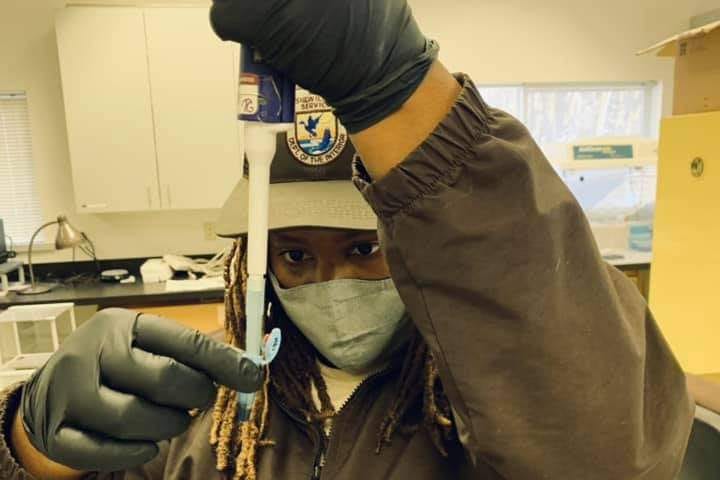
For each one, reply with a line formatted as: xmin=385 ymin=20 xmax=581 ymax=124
xmin=133 ymin=315 xmax=263 ymax=393
xmin=101 ymin=347 xmax=216 ymax=410
xmin=50 ymin=426 xmax=158 ymax=472
xmin=70 ymin=385 xmax=191 ymax=442
xmin=210 ymin=0 xmax=273 ymax=43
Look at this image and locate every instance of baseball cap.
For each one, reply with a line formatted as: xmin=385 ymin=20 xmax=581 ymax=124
xmin=216 ymin=100 xmax=377 ymax=238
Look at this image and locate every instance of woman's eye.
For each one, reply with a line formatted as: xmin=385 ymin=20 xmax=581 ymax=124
xmin=350 ymin=242 xmax=380 ymax=257
xmin=281 ymin=250 xmax=311 ymax=264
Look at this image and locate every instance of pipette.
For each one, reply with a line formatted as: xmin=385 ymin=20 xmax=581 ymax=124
xmin=236 ymin=45 xmax=295 ymax=420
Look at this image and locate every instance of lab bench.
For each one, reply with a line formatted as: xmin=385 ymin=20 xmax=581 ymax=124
xmin=0 ymin=252 xmax=650 ymax=315
xmin=0 ymin=281 xmax=225 ymax=334
xmin=0 ymin=282 xmax=225 ymax=389
xmin=0 ymin=280 xmax=223 ymax=308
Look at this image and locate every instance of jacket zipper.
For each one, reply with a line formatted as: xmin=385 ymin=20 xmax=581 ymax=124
xmin=310 ymin=368 xmax=389 ymax=480
xmin=311 ymin=426 xmax=326 ymax=480
xmin=272 ymin=392 xmax=327 ymax=480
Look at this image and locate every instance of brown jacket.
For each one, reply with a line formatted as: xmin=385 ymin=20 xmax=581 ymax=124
xmin=0 ymin=74 xmax=693 ymax=479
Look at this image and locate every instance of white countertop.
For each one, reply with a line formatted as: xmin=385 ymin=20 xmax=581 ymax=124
xmin=601 ymin=249 xmax=652 ymax=267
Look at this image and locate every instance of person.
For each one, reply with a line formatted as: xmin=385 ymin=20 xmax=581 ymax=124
xmin=0 ymin=0 xmax=693 ymax=479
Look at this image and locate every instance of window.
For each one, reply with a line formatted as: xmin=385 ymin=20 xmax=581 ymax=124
xmin=0 ymin=92 xmax=43 ymax=247
xmin=477 ymin=83 xmax=659 ymax=147
xmin=479 ymin=83 xmax=660 ymax=247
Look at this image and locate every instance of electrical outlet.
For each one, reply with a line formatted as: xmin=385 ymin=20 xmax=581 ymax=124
xmin=203 ymin=222 xmax=217 ymax=241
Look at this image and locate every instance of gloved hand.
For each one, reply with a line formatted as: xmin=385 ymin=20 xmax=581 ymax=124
xmin=20 ymin=308 xmax=263 ymax=472
xmin=210 ymin=0 xmax=438 ymax=133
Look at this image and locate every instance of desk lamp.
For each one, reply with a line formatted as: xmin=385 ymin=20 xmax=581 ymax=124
xmin=19 ymin=215 xmax=84 ymax=295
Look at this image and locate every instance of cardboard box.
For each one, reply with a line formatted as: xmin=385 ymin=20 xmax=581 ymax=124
xmin=638 ymin=21 xmax=720 ymax=115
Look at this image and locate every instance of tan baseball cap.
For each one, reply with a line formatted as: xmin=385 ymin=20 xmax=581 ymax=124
xmin=216 ymin=127 xmax=377 ymax=238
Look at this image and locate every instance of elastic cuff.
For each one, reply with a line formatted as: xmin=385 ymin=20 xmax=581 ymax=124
xmin=0 ymin=383 xmax=35 ymax=480
xmin=352 ymin=73 xmax=493 ymax=220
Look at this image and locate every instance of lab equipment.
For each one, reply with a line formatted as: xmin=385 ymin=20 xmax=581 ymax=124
xmin=141 ymin=251 xmax=230 ymax=291
xmin=546 ymin=137 xmax=657 ymax=172
xmin=19 ymin=215 xmax=86 ymax=295
xmin=236 ymin=45 xmax=291 ymax=420
xmin=140 ymin=258 xmax=174 ymax=283
xmin=547 ymin=138 xmax=658 ymax=255
xmin=163 ymin=254 xmax=197 ymax=273
xmin=162 ymin=251 xmax=229 ymax=278
xmin=0 ymin=261 xmax=25 ymax=297
xmin=100 ymin=269 xmax=131 ymax=282
xmin=0 ymin=219 xmax=9 ymax=264
xmin=0 ymin=303 xmax=76 ymax=389
xmin=141 ymin=252 xmax=229 ymax=284
xmin=628 ymin=222 xmax=653 ymax=252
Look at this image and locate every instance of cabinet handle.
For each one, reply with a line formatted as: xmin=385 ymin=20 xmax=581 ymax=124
xmin=81 ymin=203 xmax=107 ymax=210
xmin=165 ymin=185 xmax=172 ymax=208
xmin=146 ymin=186 xmax=153 ymax=208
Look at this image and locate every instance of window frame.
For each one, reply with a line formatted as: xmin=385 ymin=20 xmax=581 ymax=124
xmin=477 ymin=81 xmax=661 ymax=139
xmin=0 ymin=91 xmax=46 ymax=249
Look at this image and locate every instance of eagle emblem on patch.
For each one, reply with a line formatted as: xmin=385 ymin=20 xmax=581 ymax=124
xmin=286 ymin=88 xmax=348 ymax=166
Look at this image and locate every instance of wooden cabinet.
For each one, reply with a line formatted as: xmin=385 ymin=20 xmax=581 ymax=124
xmin=43 ymin=302 xmax=223 ymax=335
xmin=56 ymin=6 xmax=242 ymax=213
xmin=130 ymin=303 xmax=225 ymax=334
xmin=650 ymin=111 xmax=720 ymax=373
xmin=622 ymin=267 xmax=650 ymax=299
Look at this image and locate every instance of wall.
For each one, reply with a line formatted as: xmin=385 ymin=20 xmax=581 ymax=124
xmin=411 ymin=0 xmax=707 ymax=116
xmin=0 ymin=0 xmax=714 ymax=263
xmin=1 ymin=0 xmax=231 ymax=264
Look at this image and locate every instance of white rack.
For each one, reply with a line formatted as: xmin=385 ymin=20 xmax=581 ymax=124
xmin=0 ymin=261 xmax=27 ymax=297
xmin=0 ymin=303 xmax=76 ymax=388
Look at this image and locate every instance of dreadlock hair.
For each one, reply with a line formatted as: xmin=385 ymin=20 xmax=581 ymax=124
xmin=210 ymin=238 xmax=456 ymax=480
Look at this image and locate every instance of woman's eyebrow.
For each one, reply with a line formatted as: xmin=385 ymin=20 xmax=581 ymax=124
xmin=341 ymin=231 xmax=379 ymax=241
xmin=269 ymin=233 xmax=309 ymax=245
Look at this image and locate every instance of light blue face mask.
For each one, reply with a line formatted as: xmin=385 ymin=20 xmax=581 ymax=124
xmin=269 ymin=273 xmax=410 ymax=374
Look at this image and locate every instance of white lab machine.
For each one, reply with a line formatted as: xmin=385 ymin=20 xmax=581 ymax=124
xmin=545 ymin=137 xmax=658 ymax=261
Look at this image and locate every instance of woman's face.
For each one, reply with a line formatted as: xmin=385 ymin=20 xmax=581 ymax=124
xmin=269 ymin=228 xmax=391 ymax=288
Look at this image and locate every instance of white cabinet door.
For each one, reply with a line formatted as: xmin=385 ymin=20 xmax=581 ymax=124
xmin=143 ymin=7 xmax=242 ymax=210
xmin=56 ymin=7 xmax=161 ymax=213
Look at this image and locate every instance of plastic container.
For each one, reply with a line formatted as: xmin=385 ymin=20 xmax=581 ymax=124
xmin=628 ymin=221 xmax=654 ymax=252
xmin=0 ymin=303 xmax=76 ymax=388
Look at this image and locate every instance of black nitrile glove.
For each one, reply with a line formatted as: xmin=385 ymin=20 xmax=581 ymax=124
xmin=210 ymin=0 xmax=438 ymax=133
xmin=20 ymin=308 xmax=263 ymax=472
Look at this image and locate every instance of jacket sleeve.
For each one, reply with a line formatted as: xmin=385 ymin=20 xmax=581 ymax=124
xmin=0 ymin=384 xmax=35 ymax=480
xmin=0 ymin=383 xmax=168 ymax=480
xmin=353 ymin=73 xmax=694 ymax=479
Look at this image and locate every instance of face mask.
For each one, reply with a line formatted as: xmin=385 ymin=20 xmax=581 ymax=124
xmin=269 ymin=273 xmax=410 ymax=374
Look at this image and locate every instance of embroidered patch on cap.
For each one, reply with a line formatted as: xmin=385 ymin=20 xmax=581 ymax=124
xmin=286 ymin=88 xmax=348 ymax=166
xmin=242 ymin=88 xmax=354 ymax=184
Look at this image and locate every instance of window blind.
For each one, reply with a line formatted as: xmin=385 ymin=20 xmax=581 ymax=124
xmin=0 ymin=92 xmax=44 ymax=247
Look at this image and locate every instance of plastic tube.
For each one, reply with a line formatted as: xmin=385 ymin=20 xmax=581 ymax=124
xmin=237 ymin=46 xmax=294 ymax=420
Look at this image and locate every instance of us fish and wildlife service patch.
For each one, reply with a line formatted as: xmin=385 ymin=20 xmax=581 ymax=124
xmin=287 ymin=88 xmax=348 ymax=166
